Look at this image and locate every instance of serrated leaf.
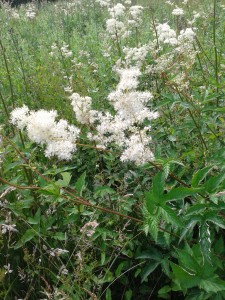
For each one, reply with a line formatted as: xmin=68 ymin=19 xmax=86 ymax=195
xmin=137 ymin=247 xmax=163 ymax=261
xmin=186 ymin=203 xmax=207 ymax=216
xmin=170 ymin=262 xmax=200 ymax=289
xmin=146 ymin=215 xmax=159 ymax=242
xmin=74 ymin=171 xmax=86 ymax=195
xmin=208 ymin=216 xmax=225 ymax=229
xmin=163 ymin=187 xmax=200 ymax=202
xmin=177 ymin=250 xmax=199 ymax=273
xmin=179 ymin=216 xmax=201 ymax=243
xmin=153 ymin=172 xmax=165 ymax=200
xmin=205 ymin=173 xmax=225 ymax=193
xmin=163 ymin=164 xmax=170 ymax=180
xmin=199 ymin=223 xmax=211 ymax=263
xmin=140 ymin=261 xmax=160 ymax=282
xmin=144 ymin=191 xmax=157 ymax=214
xmin=200 ymin=277 xmax=225 ymax=293
xmin=160 ymin=204 xmax=183 ymax=227
xmin=191 ymin=166 xmax=213 ymax=188
xmin=94 ymin=186 xmax=115 ymax=197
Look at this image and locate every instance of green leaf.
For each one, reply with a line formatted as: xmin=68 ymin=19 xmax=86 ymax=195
xmin=153 ymin=172 xmax=165 ymax=200
xmin=105 ymin=288 xmax=112 ymax=300
xmin=125 ymin=290 xmax=132 ymax=300
xmin=186 ymin=203 xmax=207 ymax=216
xmin=53 ymin=232 xmax=66 ymax=240
xmin=177 ymin=249 xmax=199 ymax=273
xmin=56 ymin=172 xmax=71 ymax=187
xmin=115 ymin=262 xmax=125 ymax=277
xmin=137 ymin=247 xmax=163 ymax=261
xmin=179 ymin=216 xmax=201 ymax=243
xmin=144 ymin=191 xmax=157 ymax=214
xmin=14 ymin=228 xmax=36 ymax=249
xmin=192 ymin=166 xmax=213 ymax=188
xmin=170 ymin=262 xmax=200 ymax=289
xmin=40 ymin=183 xmax=60 ymax=196
xmin=199 ymin=223 xmax=211 ymax=263
xmin=27 ymin=217 xmax=39 ymax=225
xmin=158 ymin=285 xmax=171 ymax=295
xmin=208 ymin=216 xmax=225 ymax=229
xmin=163 ymin=187 xmax=201 ymax=202
xmin=74 ymin=171 xmax=86 ymax=195
xmin=140 ymin=261 xmax=160 ymax=282
xmin=160 ymin=204 xmax=183 ymax=227
xmin=200 ymin=277 xmax=225 ymax=293
xmin=144 ymin=214 xmax=159 ymax=242
xmin=205 ymin=173 xmax=225 ymax=193
xmin=94 ymin=186 xmax=115 ymax=197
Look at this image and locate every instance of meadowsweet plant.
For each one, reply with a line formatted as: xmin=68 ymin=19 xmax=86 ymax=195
xmin=1 ymin=0 xmax=225 ymax=299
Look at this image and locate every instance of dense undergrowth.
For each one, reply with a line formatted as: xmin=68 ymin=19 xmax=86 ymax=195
xmin=0 ymin=0 xmax=225 ymax=299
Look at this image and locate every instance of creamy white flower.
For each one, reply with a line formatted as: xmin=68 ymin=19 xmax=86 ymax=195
xmin=116 ymin=67 xmax=141 ymax=91
xmin=25 ymin=4 xmax=36 ymax=20
xmin=109 ymin=3 xmax=126 ymax=18
xmin=172 ymin=7 xmax=184 ymax=16
xmin=106 ymin=18 xmax=126 ymax=39
xmin=96 ymin=0 xmax=110 ymax=7
xmin=10 ymin=107 xmax=80 ymax=161
xmin=61 ymin=42 xmax=73 ymax=58
xmin=70 ymin=93 xmax=92 ymax=124
xmin=120 ymin=128 xmax=154 ymax=165
xmin=129 ymin=5 xmax=143 ymax=25
xmin=10 ymin=105 xmax=30 ymax=129
xmin=178 ymin=28 xmax=195 ymax=42
xmin=156 ymin=23 xmax=177 ymax=45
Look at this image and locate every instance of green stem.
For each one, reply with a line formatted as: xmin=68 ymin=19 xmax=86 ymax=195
xmin=0 ymin=90 xmax=15 ymax=135
xmin=213 ymin=0 xmax=219 ymax=107
xmin=0 ymin=38 xmax=15 ymax=108
xmin=9 ymin=28 xmax=30 ymax=103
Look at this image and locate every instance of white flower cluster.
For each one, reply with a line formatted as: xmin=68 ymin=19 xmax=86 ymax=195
xmin=61 ymin=42 xmax=73 ymax=58
xmin=10 ymin=106 xmax=80 ymax=160
xmin=122 ymin=45 xmax=150 ymax=67
xmin=95 ymin=0 xmax=111 ymax=7
xmin=1 ymin=2 xmax=20 ymax=19
xmin=69 ymin=93 xmax=92 ymax=124
xmin=25 ymin=4 xmax=36 ymax=20
xmin=106 ymin=3 xmax=144 ymax=40
xmin=49 ymin=42 xmax=73 ymax=58
xmin=109 ymin=3 xmax=126 ymax=18
xmin=129 ymin=5 xmax=143 ymax=27
xmin=144 ymin=19 xmax=197 ymax=91
xmin=106 ymin=18 xmax=127 ymax=40
xmin=172 ymin=7 xmax=184 ymax=16
xmin=77 ymin=67 xmax=158 ymax=165
xmin=156 ymin=23 xmax=177 ymax=46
